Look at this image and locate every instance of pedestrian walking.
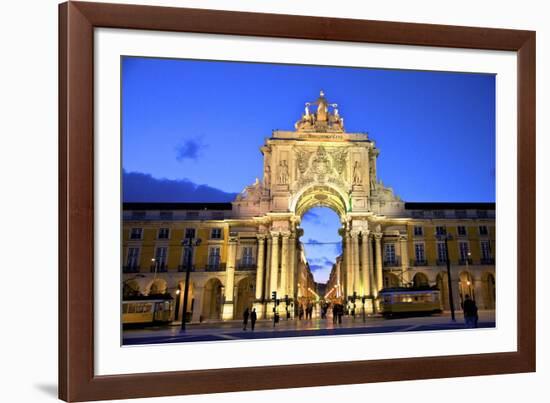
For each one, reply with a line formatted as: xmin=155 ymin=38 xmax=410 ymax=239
xmin=250 ymin=308 xmax=257 ymax=331
xmin=242 ymin=307 xmax=250 ymax=330
xmin=462 ymin=295 xmax=478 ymax=328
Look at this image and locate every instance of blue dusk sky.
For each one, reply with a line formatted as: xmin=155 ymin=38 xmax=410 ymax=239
xmin=122 ymin=56 xmax=495 ymax=283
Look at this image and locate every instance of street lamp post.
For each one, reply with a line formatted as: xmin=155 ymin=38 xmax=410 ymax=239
xmin=181 ymin=237 xmax=201 ymax=332
xmin=439 ymin=234 xmax=456 ymax=322
xmin=151 ymin=257 xmax=158 ymax=282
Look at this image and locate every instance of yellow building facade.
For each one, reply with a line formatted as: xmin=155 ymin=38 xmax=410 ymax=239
xmin=122 ymin=91 xmax=495 ymax=322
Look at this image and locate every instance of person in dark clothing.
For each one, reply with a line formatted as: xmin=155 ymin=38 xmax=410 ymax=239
xmin=242 ymin=307 xmax=250 ymax=330
xmin=462 ymin=295 xmax=478 ymax=328
xmin=250 ymin=308 xmax=257 ymax=331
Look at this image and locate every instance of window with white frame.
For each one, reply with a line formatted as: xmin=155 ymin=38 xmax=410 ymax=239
xmin=457 ymin=226 xmax=467 ymax=236
xmin=153 ymin=246 xmax=168 ymax=269
xmin=481 ymin=240 xmax=492 ymax=259
xmin=458 ymin=241 xmax=470 ymax=261
xmin=414 ymin=243 xmax=425 ymax=263
xmin=126 ymin=247 xmax=140 ymax=268
xmin=437 ymin=242 xmax=447 ymax=262
xmin=130 ymin=227 xmax=143 ymax=240
xmin=384 ymin=243 xmax=396 ymax=264
xmin=210 ymin=228 xmax=223 ymax=239
xmin=413 ymin=226 xmax=423 ymax=236
xmin=208 ymin=246 xmax=221 ymax=268
xmin=158 ymin=227 xmax=169 ymax=239
xmin=479 ymin=225 xmax=489 ymax=236
xmin=435 ymin=226 xmax=447 ymax=236
xmin=241 ymin=246 xmax=254 ymax=266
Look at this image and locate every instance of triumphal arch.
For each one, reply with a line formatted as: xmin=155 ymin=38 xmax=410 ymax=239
xmin=123 ymin=91 xmax=496 ymax=323
xmin=231 ymin=91 xmax=404 ymax=318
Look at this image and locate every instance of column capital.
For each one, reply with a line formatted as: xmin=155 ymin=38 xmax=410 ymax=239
xmin=280 ymin=231 xmax=291 ymax=239
xmin=270 ymin=231 xmax=280 ymax=238
xmin=361 ymin=229 xmax=371 ymax=238
xmin=399 ymin=234 xmax=408 ymax=242
xmin=256 ymin=233 xmax=267 ymax=241
xmin=350 ymin=229 xmax=361 ymax=238
xmin=373 ymin=232 xmax=383 ymax=240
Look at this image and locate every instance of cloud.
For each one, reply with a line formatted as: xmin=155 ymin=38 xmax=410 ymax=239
xmin=308 ymin=257 xmax=334 ymax=267
xmin=309 ymin=264 xmax=325 ymax=272
xmin=123 ymin=170 xmax=238 ymax=202
xmin=175 ymin=138 xmax=205 ymax=161
xmin=306 ymin=238 xmax=322 ymax=245
xmin=301 ymin=210 xmax=320 ymax=224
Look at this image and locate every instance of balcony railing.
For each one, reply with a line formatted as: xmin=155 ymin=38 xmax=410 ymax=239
xmin=237 ymin=260 xmax=257 ymax=271
xmin=411 ymin=259 xmax=428 ymax=266
xmin=122 ymin=265 xmax=140 ymax=273
xmin=177 ymin=264 xmax=196 ymax=272
xmin=205 ymin=263 xmax=226 ymax=272
xmin=458 ymin=258 xmax=473 ymax=265
xmin=383 ymin=258 xmax=400 ymax=267
xmin=150 ymin=263 xmax=168 ymax=272
xmin=480 ymin=257 xmax=495 ymax=265
xmin=436 ymin=259 xmax=448 ymax=266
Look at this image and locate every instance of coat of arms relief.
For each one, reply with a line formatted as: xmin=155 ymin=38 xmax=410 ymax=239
xmin=294 ymin=145 xmax=349 ymax=191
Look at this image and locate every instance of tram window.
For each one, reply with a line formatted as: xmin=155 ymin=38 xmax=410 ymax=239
xmin=122 ymin=304 xmax=128 ymax=314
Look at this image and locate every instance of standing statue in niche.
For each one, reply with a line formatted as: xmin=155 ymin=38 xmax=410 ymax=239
xmin=369 ymin=156 xmax=378 ymax=191
xmin=264 ymin=164 xmax=271 ymax=188
xmin=278 ymin=160 xmax=289 ymax=185
xmin=352 ymin=161 xmax=362 ymax=185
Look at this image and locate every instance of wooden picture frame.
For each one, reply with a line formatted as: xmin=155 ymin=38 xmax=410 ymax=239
xmin=59 ymin=1 xmax=536 ymax=401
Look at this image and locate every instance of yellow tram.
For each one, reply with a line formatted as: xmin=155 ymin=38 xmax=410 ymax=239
xmin=378 ymin=286 xmax=442 ymax=317
xmin=122 ymin=295 xmax=175 ymax=327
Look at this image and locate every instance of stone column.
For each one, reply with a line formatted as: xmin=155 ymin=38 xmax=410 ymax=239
xmin=255 ymin=234 xmax=266 ymax=300
xmin=253 ymin=234 xmax=266 ymax=319
xmin=222 ymin=236 xmax=237 ymax=320
xmin=351 ymin=231 xmax=361 ymax=294
xmin=400 ymin=235 xmax=410 ymax=285
xmin=269 ymin=232 xmax=280 ymax=296
xmin=374 ymin=233 xmax=383 ymax=292
xmin=288 ymin=234 xmax=296 ymax=301
xmin=345 ymin=231 xmax=353 ymax=298
xmin=191 ymin=285 xmax=204 ymax=323
xmin=280 ymin=232 xmax=290 ymax=296
xmin=368 ymin=235 xmax=376 ymax=297
xmin=361 ymin=230 xmax=371 ymax=296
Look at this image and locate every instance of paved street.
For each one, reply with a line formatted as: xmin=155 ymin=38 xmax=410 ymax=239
xmin=123 ymin=310 xmax=495 ymax=345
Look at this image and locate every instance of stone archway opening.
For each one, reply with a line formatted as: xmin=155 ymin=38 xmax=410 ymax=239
xmin=234 ymin=277 xmax=255 ymax=319
xmin=292 ymin=184 xmax=349 ymax=218
xmin=201 ymin=278 xmax=223 ymax=321
xmin=412 ymin=272 xmax=430 ymax=287
xmin=458 ymin=271 xmax=475 ymax=307
xmin=147 ymin=278 xmax=167 ymax=296
xmin=299 ymin=206 xmax=343 ymax=300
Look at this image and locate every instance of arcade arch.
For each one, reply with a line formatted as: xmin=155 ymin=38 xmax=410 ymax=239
xmin=201 ymin=277 xmax=223 ymax=321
